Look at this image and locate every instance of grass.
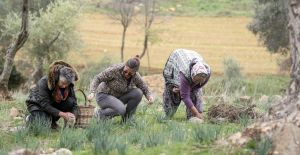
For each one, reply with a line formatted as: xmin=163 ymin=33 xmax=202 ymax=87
xmin=59 ymin=128 xmax=86 ymax=150
xmin=85 ymin=0 xmax=254 ymax=17
xmin=0 ymin=1 xmax=287 ymax=154
xmin=246 ymin=138 xmax=273 ymax=155
xmin=193 ymin=124 xmax=221 ymax=145
xmin=0 ymin=73 xmax=289 ymax=154
xmin=157 ymin=0 xmax=254 ymax=17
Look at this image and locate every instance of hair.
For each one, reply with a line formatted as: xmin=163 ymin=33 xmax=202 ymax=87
xmin=59 ymin=67 xmax=76 ymax=83
xmin=125 ymin=55 xmax=140 ymax=72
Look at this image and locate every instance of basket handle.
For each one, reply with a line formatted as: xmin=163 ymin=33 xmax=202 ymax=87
xmin=75 ymin=89 xmax=87 ymax=106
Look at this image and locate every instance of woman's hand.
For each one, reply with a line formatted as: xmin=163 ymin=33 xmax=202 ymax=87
xmin=172 ymin=87 xmax=180 ymax=93
xmin=87 ymin=93 xmax=95 ymax=102
xmin=147 ymin=95 xmax=154 ymax=104
xmin=59 ymin=112 xmax=76 ymax=126
xmin=195 ymin=112 xmax=204 ymax=119
xmin=190 ymin=105 xmax=204 ymax=119
xmin=59 ymin=112 xmax=75 ymax=121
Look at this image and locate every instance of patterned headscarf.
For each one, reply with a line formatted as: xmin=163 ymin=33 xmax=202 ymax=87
xmin=191 ymin=62 xmax=210 ymax=78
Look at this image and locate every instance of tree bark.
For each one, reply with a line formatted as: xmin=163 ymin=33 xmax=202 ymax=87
xmin=227 ymin=1 xmax=300 ymax=154
xmin=140 ymin=34 xmax=149 ymax=58
xmin=287 ymin=0 xmax=300 ymax=97
xmin=140 ymin=0 xmax=155 ymax=59
xmin=120 ymin=27 xmax=127 ymax=62
xmin=0 ymin=0 xmax=29 ymax=100
xmin=147 ymin=44 xmax=150 ymax=71
xmin=267 ymin=0 xmax=300 ymax=119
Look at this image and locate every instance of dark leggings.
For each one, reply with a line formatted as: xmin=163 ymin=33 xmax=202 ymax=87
xmin=95 ymin=88 xmax=143 ymax=120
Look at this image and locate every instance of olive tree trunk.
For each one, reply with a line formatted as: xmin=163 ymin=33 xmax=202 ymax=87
xmin=0 ymin=0 xmax=29 ymax=100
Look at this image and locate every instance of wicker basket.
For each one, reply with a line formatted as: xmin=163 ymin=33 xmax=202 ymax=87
xmin=74 ymin=89 xmax=95 ymax=128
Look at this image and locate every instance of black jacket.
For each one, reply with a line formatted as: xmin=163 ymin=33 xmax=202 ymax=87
xmin=26 ymin=76 xmax=78 ymax=117
xmin=25 ymin=61 xmax=79 ymax=117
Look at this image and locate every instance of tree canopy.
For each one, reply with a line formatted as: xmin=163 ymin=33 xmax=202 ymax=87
xmin=248 ymin=0 xmax=289 ymax=54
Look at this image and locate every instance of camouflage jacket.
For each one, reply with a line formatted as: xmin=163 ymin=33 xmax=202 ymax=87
xmin=90 ymin=63 xmax=152 ymax=99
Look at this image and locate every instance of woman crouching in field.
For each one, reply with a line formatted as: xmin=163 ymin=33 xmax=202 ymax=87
xmin=25 ymin=61 xmax=79 ymax=129
xmin=87 ymin=55 xmax=154 ymax=122
xmin=163 ymin=49 xmax=211 ymax=121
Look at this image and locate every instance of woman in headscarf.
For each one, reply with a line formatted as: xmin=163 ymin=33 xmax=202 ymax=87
xmin=163 ymin=49 xmax=211 ymax=120
xmin=87 ymin=55 xmax=153 ymax=121
xmin=25 ymin=61 xmax=79 ymax=129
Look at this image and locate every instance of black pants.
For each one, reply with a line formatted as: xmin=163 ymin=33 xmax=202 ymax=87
xmin=95 ymin=88 xmax=143 ymax=120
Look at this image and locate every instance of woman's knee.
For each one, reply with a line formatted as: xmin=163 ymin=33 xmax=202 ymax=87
xmin=116 ymin=105 xmax=126 ymax=116
xmin=132 ymin=88 xmax=143 ymax=99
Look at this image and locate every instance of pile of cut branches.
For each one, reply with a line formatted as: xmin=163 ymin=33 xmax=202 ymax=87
xmin=207 ymin=103 xmax=259 ymax=123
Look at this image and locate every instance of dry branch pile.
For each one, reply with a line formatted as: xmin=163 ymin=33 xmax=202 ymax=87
xmin=207 ymin=103 xmax=259 ymax=122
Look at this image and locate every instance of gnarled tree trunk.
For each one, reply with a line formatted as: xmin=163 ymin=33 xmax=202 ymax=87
xmin=287 ymin=0 xmax=300 ymax=98
xmin=227 ymin=1 xmax=300 ymax=154
xmin=0 ymin=0 xmax=29 ymax=100
xmin=268 ymin=0 xmax=300 ymax=119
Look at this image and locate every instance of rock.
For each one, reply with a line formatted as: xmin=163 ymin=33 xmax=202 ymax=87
xmin=272 ymin=123 xmax=300 ymax=155
xmin=42 ymin=148 xmax=72 ymax=155
xmin=8 ymin=149 xmax=37 ymax=155
xmin=188 ymin=117 xmax=204 ymax=124
xmin=10 ymin=107 xmax=19 ymax=118
xmin=40 ymin=148 xmax=55 ymax=154
xmin=227 ymin=132 xmax=249 ymax=146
